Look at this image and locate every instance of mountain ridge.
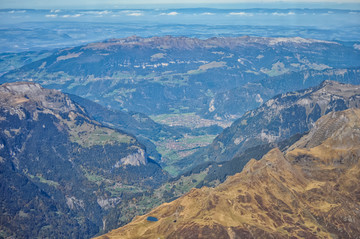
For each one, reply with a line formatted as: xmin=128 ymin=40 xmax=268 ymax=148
xmin=97 ymin=108 xmax=360 ymax=239
xmin=84 ymin=35 xmax=339 ymax=50
xmin=1 ymin=35 xmax=358 ymax=117
xmin=173 ymin=80 xmax=360 ymax=176
xmin=206 ymin=80 xmax=360 ymax=162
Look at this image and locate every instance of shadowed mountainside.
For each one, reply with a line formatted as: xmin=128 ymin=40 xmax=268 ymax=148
xmin=0 ymin=82 xmax=168 ymax=238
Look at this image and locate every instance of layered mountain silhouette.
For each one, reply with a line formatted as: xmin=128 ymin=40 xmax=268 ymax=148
xmin=98 ymin=108 xmax=360 ymax=239
xmin=0 ymin=36 xmax=359 ymax=239
xmin=1 ymin=36 xmax=359 ymax=118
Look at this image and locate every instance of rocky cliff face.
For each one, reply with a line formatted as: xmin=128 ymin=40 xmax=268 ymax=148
xmin=0 ymin=82 xmax=168 ymax=238
xmin=204 ymin=67 xmax=360 ymax=120
xmin=206 ymin=80 xmax=360 ymax=163
xmin=0 ymin=82 xmax=148 ymax=166
xmin=97 ymin=108 xmax=360 ymax=239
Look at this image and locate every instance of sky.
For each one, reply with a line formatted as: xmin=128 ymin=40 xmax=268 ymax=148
xmin=1 ymin=0 xmax=360 ymax=9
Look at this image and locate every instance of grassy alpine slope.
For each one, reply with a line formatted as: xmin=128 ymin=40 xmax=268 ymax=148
xmin=97 ymin=108 xmax=360 ymax=239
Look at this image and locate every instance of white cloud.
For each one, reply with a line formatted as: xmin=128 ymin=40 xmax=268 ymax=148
xmin=50 ymin=9 xmax=61 ymax=13
xmin=8 ymin=10 xmax=26 ymax=13
xmin=122 ymin=10 xmax=143 ymax=16
xmin=201 ymin=12 xmax=215 ymax=15
xmin=45 ymin=14 xmax=58 ymax=18
xmin=272 ymin=11 xmax=295 ymax=16
xmin=84 ymin=10 xmax=112 ymax=15
xmin=97 ymin=10 xmax=112 ymax=15
xmin=160 ymin=12 xmax=179 ymax=16
xmin=127 ymin=12 xmax=143 ymax=16
xmin=229 ymin=12 xmax=253 ymax=16
xmin=62 ymin=14 xmax=82 ymax=18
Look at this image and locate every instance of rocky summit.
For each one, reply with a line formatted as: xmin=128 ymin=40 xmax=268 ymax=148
xmin=98 ymin=108 xmax=360 ymax=239
xmin=0 ymin=82 xmax=168 ymax=238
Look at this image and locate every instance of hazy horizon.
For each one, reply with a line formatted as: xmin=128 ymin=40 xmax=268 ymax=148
xmin=1 ymin=1 xmax=360 ymax=10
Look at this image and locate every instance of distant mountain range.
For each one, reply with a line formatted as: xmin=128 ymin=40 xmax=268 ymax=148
xmin=1 ymin=36 xmax=359 ymax=119
xmin=1 ymin=7 xmax=360 ymax=52
xmin=97 ymin=108 xmax=360 ymax=239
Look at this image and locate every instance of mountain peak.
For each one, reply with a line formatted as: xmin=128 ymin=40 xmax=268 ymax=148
xmin=287 ymin=108 xmax=360 ymax=159
xmin=0 ymin=81 xmax=79 ymax=114
xmin=241 ymin=148 xmax=285 ymax=174
xmin=318 ymin=79 xmax=343 ymax=88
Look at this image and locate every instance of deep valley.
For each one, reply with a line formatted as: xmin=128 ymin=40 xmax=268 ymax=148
xmin=0 ymin=6 xmax=360 ymax=238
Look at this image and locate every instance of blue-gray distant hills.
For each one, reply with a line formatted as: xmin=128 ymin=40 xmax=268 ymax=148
xmin=1 ymin=7 xmax=360 ymax=52
xmin=1 ymin=36 xmax=359 ymax=120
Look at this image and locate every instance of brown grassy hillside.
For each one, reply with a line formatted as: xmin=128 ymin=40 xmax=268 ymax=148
xmin=97 ymin=108 xmax=360 ymax=239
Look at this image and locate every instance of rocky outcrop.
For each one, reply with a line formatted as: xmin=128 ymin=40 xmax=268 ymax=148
xmin=116 ymin=149 xmax=147 ymax=167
